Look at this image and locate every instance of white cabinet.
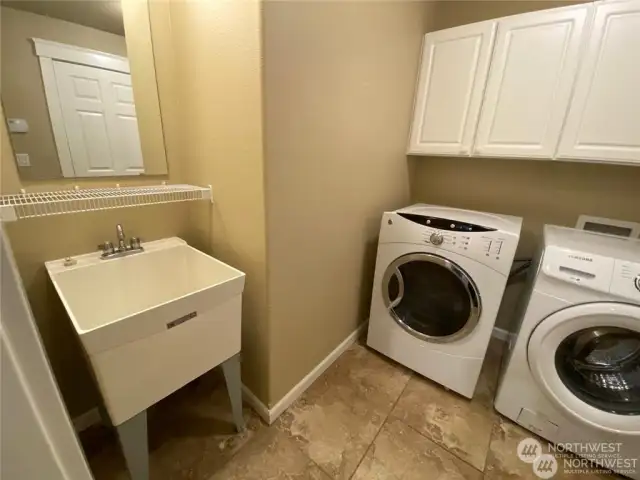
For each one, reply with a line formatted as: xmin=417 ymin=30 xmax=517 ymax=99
xmin=407 ymin=22 xmax=496 ymax=156
xmin=557 ymin=0 xmax=640 ymax=165
xmin=474 ymin=4 xmax=592 ymax=158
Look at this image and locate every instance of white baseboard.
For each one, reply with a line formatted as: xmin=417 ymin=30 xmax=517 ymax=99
xmin=241 ymin=384 xmax=271 ymax=423
xmin=492 ymin=326 xmax=514 ymax=342
xmin=72 ymin=407 xmax=102 ymax=432
xmin=243 ymin=322 xmax=368 ymax=425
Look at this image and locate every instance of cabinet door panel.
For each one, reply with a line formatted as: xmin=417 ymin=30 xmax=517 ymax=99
xmin=474 ymin=5 xmax=591 ymax=158
xmin=558 ymin=0 xmax=640 ymax=165
xmin=408 ymin=22 xmax=496 ymax=156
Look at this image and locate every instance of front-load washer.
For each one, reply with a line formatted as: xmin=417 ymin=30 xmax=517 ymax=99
xmin=495 ymin=225 xmax=640 ymax=478
xmin=367 ymin=204 xmax=522 ymax=398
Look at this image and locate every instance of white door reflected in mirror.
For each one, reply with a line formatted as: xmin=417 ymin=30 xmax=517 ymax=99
xmin=0 ymin=0 xmax=168 ymax=179
xmin=42 ymin=42 xmax=144 ymax=177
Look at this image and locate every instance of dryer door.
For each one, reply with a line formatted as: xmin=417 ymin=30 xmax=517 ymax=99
xmin=528 ymin=302 xmax=640 ymax=434
xmin=381 ymin=253 xmax=481 ymax=343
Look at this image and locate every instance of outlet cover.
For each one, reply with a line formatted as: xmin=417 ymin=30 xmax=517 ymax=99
xmin=16 ymin=153 xmax=30 ymax=167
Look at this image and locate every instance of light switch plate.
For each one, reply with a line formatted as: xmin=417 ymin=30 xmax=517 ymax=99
xmin=16 ymin=153 xmax=30 ymax=167
xmin=7 ymin=118 xmax=29 ymax=133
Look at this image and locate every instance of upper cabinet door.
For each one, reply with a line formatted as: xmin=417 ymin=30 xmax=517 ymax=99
xmin=473 ymin=5 xmax=592 ymax=158
xmin=407 ymin=22 xmax=496 ymax=156
xmin=558 ymin=0 xmax=640 ymax=165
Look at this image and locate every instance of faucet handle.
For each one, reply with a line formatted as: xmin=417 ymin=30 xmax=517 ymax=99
xmin=98 ymin=241 xmax=114 ymax=256
xmin=129 ymin=237 xmax=142 ymax=250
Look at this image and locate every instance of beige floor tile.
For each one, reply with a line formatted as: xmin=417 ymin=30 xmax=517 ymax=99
xmin=208 ymin=427 xmax=330 ymax=480
xmin=277 ymin=343 xmax=411 ymax=479
xmin=309 ymin=343 xmax=413 ymax=412
xmin=390 ymin=339 xmax=505 ymax=471
xmin=352 ymin=417 xmax=483 ymax=480
xmin=485 ymin=416 xmax=625 ymax=480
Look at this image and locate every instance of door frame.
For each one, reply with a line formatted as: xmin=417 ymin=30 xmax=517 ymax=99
xmin=33 ymin=38 xmax=130 ymax=178
xmin=1 ymin=222 xmax=93 ymax=479
xmin=528 ymin=302 xmax=640 ymax=434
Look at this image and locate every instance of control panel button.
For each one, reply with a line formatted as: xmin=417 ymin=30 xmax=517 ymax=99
xmin=635 ymin=275 xmax=640 ymax=293
xmin=430 ymin=232 xmax=444 ymax=245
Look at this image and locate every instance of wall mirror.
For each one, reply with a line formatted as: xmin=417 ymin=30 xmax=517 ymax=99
xmin=1 ymin=0 xmax=168 ymax=179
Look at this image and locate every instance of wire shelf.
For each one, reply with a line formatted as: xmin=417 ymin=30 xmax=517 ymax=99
xmin=0 ymin=184 xmax=212 ymax=221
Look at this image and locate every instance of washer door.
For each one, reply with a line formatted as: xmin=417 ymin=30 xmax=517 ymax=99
xmin=381 ymin=253 xmax=481 ymax=343
xmin=528 ymin=302 xmax=640 ymax=434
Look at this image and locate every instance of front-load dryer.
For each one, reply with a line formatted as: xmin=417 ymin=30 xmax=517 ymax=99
xmin=367 ymin=204 xmax=522 ymax=398
xmin=495 ymin=225 xmax=640 ymax=478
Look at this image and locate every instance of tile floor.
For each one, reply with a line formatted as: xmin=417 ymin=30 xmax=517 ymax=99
xmin=83 ymin=338 xmax=624 ymax=480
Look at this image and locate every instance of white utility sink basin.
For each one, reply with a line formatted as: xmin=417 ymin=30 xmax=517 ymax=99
xmin=46 ymin=237 xmax=245 ymax=426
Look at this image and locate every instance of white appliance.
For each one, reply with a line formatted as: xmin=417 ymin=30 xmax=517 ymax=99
xmin=495 ymin=226 xmax=640 ymax=478
xmin=367 ymin=204 xmax=522 ymax=397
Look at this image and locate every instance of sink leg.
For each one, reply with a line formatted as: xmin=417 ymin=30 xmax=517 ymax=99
xmin=115 ymin=410 xmax=149 ymax=480
xmin=222 ymin=353 xmax=245 ymax=432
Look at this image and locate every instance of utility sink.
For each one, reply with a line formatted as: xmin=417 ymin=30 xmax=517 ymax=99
xmin=46 ymin=237 xmax=245 ymax=426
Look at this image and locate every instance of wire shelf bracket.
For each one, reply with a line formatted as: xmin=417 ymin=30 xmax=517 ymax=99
xmin=0 ymin=184 xmax=213 ymax=222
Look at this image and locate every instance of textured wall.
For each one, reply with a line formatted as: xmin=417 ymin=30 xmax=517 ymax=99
xmin=167 ymin=0 xmax=270 ymax=403
xmin=263 ymin=1 xmax=434 ymax=404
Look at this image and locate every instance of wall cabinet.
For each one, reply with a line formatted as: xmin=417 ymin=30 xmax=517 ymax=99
xmin=474 ymin=5 xmax=590 ymax=158
xmin=557 ymin=0 xmax=640 ymax=165
xmin=408 ymin=0 xmax=640 ymax=166
xmin=407 ymin=22 xmax=496 ymax=156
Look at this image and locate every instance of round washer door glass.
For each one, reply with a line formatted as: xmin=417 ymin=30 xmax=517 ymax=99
xmin=382 ymin=253 xmax=481 ymax=342
xmin=555 ymin=327 xmax=640 ymax=415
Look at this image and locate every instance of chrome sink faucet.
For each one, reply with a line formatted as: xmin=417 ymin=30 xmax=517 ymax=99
xmin=116 ymin=224 xmax=127 ymax=251
xmin=99 ymin=224 xmax=143 ymax=259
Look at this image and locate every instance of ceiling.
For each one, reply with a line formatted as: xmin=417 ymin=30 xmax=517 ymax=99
xmin=2 ymin=0 xmax=125 ymax=36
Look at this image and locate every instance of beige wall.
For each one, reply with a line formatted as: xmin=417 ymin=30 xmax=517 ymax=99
xmin=263 ymin=1 xmax=433 ymax=404
xmin=0 ymin=1 xmax=187 ymax=416
xmin=1 ymin=6 xmax=127 ymax=180
xmin=166 ymin=0 xmax=270 ymax=403
xmin=411 ymin=1 xmax=640 ymax=331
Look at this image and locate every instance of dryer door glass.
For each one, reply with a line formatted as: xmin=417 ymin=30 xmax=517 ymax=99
xmin=382 ymin=253 xmax=481 ymax=343
xmin=555 ymin=327 xmax=640 ymax=415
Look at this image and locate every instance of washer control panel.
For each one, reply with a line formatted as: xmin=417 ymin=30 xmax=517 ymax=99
xmin=420 ymin=228 xmax=509 ymax=259
xmin=543 ymin=246 xmax=640 ymax=302
xmin=418 ymin=225 xmax=514 ymax=271
xmin=611 ymin=260 xmax=640 ymax=302
xmin=383 ymin=210 xmax=522 ymax=276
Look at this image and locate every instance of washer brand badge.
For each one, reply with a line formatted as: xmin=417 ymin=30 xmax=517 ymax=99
xmin=167 ymin=311 xmax=197 ymax=329
xmin=569 ymin=254 xmax=592 ymax=262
